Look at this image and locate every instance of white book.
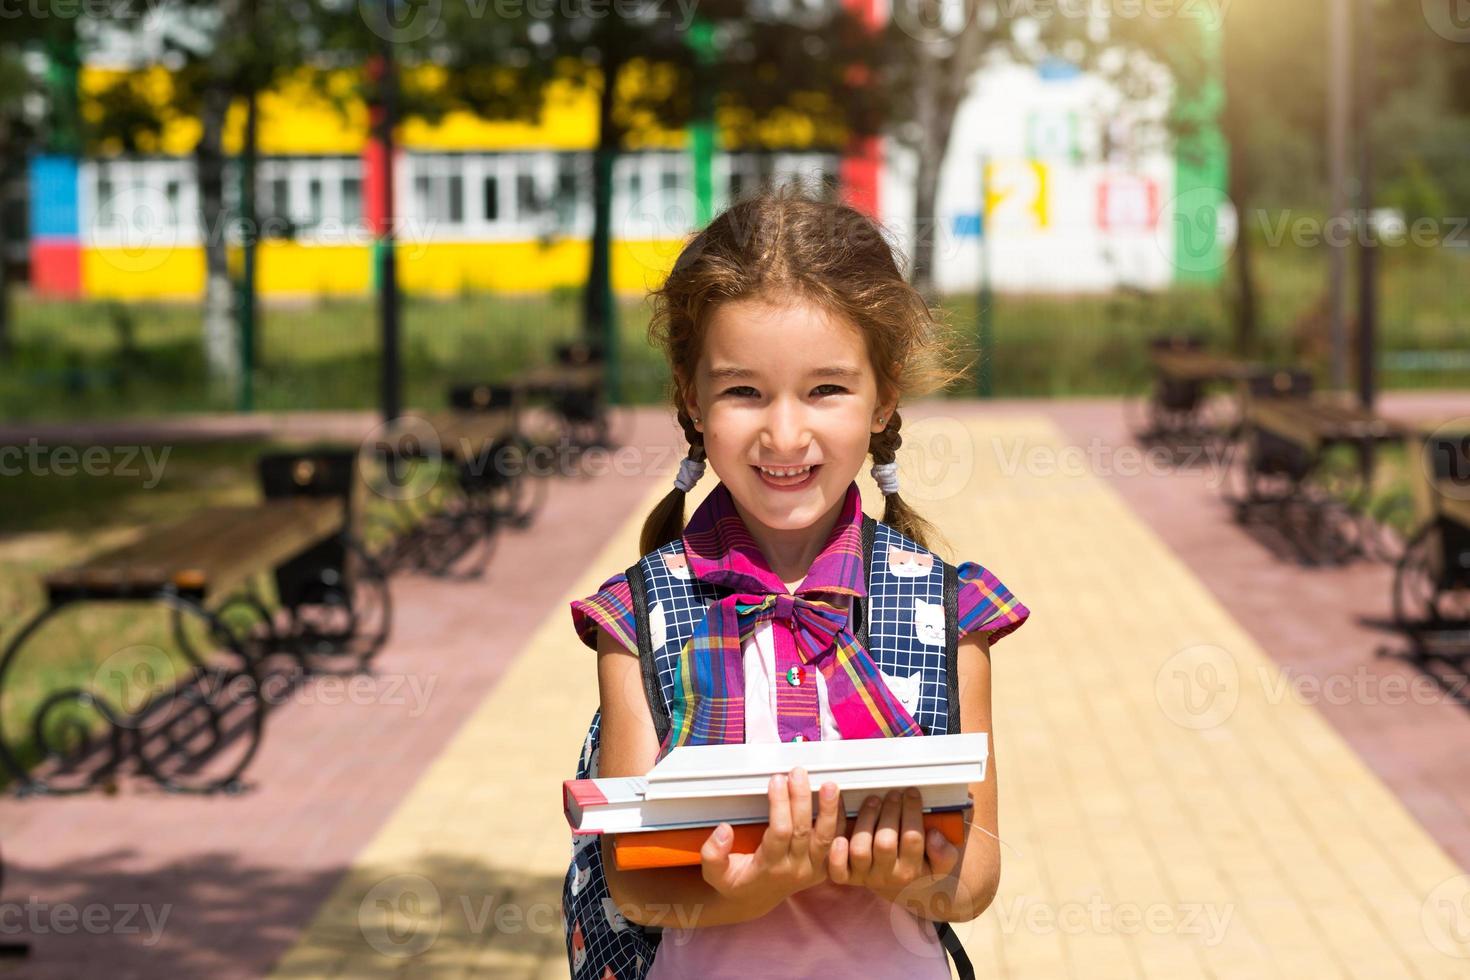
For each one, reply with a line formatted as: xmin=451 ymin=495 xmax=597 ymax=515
xmin=565 ymin=732 xmax=987 ymax=835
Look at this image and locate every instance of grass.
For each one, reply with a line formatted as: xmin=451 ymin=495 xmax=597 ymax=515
xmin=0 ymin=437 xmax=450 ymax=789
xmin=3 ymin=237 xmax=1467 ymax=420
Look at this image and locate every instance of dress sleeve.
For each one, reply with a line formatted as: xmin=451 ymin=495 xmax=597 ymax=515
xmin=954 ymin=561 xmax=1030 ymax=646
xmin=569 ymin=572 xmax=637 ymax=654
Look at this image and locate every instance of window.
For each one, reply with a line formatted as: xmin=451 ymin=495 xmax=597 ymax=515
xmin=97 ymin=174 xmax=114 ymax=226
xmin=306 ymin=178 xmax=323 ymax=227
xmin=483 ymin=175 xmax=500 ymax=222
xmin=343 ymin=176 xmax=362 ymax=225
xmin=516 ymin=172 xmax=537 ymax=218
xmin=448 ymin=174 xmax=463 ymax=223
xmin=270 ymin=177 xmax=289 ymax=221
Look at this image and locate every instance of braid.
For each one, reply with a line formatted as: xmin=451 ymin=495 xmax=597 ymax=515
xmin=639 ymin=405 xmax=708 ymax=555
xmin=868 ymin=410 xmax=950 ymax=556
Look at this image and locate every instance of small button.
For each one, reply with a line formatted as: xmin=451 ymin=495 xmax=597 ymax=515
xmin=786 ymin=665 xmax=805 ymax=686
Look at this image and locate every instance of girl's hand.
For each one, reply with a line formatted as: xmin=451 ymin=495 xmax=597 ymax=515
xmin=828 ymin=787 xmax=962 ymax=904
xmin=699 ymin=766 xmax=846 ymax=912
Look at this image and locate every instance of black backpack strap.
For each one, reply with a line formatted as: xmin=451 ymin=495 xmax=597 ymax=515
xmin=942 ymin=559 xmax=961 ymax=735
xmin=937 ymin=559 xmax=974 ymax=978
xmin=625 ymin=560 xmax=672 ymax=750
xmin=936 ymin=921 xmax=975 ymax=980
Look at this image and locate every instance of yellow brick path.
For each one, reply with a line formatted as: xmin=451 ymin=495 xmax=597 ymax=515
xmin=270 ymin=415 xmax=1470 ymax=979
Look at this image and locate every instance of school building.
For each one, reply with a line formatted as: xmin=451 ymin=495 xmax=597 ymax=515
xmin=16 ymin=46 xmax=1226 ymax=302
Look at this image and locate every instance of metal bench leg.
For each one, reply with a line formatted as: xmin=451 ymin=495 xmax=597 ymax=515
xmin=134 ymin=592 xmax=267 ymax=796
xmin=0 ymin=600 xmax=130 ymax=797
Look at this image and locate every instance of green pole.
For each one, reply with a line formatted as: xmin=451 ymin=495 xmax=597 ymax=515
xmin=977 ymin=155 xmax=993 ymax=399
xmin=237 ymin=85 xmax=258 ymax=412
xmin=688 ymin=17 xmax=717 ymax=226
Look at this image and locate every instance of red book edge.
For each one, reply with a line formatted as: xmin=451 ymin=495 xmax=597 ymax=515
xmin=608 ymin=809 xmax=971 ymax=870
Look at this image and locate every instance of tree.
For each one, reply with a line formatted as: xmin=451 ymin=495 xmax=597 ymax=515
xmin=0 ymin=11 xmax=51 ymax=357
xmin=882 ymin=0 xmax=1021 ymax=303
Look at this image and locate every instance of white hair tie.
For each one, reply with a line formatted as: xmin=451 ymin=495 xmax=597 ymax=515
xmin=871 ymin=461 xmax=900 ymax=495
xmin=674 ymin=456 xmax=706 ymax=492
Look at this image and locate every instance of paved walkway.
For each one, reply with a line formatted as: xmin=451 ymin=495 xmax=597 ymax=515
xmin=5 ymin=400 xmax=1470 ymax=978
xmin=267 ymin=409 xmax=1469 ymax=978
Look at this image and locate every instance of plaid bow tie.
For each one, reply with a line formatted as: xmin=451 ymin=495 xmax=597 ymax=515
xmin=658 ymin=588 xmax=924 ymax=757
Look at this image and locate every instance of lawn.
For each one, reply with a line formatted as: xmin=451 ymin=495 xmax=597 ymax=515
xmin=2 ymin=237 xmax=1466 ymax=421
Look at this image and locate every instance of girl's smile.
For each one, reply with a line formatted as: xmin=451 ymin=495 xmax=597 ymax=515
xmin=682 ymin=294 xmax=896 ymax=576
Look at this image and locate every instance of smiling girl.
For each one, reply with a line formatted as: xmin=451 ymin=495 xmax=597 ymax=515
xmin=566 ymin=185 xmax=1030 ymax=979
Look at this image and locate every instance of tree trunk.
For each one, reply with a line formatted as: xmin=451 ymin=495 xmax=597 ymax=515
xmin=582 ymin=53 xmax=624 ymax=346
xmin=908 ymin=50 xmax=963 ymax=306
xmin=196 ymin=85 xmax=239 ymax=386
xmin=0 ymin=145 xmax=10 ymax=359
xmin=0 ymin=233 xmax=10 ymax=359
xmin=1227 ymin=141 xmax=1257 ymax=357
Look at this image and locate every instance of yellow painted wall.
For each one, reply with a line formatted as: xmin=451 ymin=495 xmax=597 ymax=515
xmin=80 ymin=239 xmax=686 ymax=299
xmin=80 ymin=60 xmax=840 ymax=156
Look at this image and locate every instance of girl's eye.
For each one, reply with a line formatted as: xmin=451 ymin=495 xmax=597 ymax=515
xmin=720 ymin=385 xmax=846 ymax=398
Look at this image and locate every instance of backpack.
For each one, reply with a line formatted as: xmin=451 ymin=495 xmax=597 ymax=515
xmin=562 ymin=514 xmax=976 ymax=980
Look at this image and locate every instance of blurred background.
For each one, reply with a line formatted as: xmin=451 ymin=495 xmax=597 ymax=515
xmin=3 ymin=1 xmax=1470 ymax=977
xmin=0 ymin=0 xmax=1464 ymax=422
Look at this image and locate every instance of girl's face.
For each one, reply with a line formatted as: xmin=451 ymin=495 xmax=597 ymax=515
xmin=683 ymin=295 xmax=897 ymax=533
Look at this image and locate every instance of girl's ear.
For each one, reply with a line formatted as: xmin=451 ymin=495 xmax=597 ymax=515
xmin=678 ymin=376 xmax=702 ymax=428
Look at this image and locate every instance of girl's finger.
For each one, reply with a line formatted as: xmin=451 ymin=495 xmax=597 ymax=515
xmin=873 ymin=790 xmax=903 ymax=868
xmin=828 ymin=834 xmax=851 ymax=884
xmin=897 ymin=787 xmax=927 ymax=872
xmin=787 ymin=767 xmax=812 ymax=854
xmin=760 ymin=773 xmax=793 ymax=861
xmin=926 ymin=828 xmax=962 ymax=877
xmin=700 ymin=823 xmax=736 ymax=893
xmin=848 ymin=793 xmax=881 ymax=876
xmin=812 ymin=781 xmax=841 ymax=854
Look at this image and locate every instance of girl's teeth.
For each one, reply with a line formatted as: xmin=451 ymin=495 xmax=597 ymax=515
xmin=761 ymin=466 xmax=811 ymax=477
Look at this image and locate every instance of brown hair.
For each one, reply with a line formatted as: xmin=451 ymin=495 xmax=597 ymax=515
xmin=639 ymin=181 xmax=971 ymax=558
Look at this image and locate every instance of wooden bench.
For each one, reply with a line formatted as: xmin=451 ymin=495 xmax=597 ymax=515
xmin=1233 ymin=384 xmax=1408 ymax=566
xmin=364 ymin=383 xmax=543 ymax=579
xmin=1392 ymin=425 xmax=1470 ymax=654
xmin=516 ymin=340 xmax=610 ymax=450
xmin=1134 ymin=334 xmax=1267 ymax=450
xmin=0 ymin=449 xmax=390 ymax=797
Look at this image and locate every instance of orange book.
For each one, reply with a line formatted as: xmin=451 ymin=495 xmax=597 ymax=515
xmin=612 ymin=809 xmax=969 ymax=870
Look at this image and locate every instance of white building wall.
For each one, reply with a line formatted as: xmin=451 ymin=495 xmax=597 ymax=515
xmin=881 ymin=59 xmax=1178 ymax=295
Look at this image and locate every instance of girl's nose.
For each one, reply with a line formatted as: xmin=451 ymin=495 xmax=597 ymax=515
xmin=760 ymin=400 xmax=812 ymax=453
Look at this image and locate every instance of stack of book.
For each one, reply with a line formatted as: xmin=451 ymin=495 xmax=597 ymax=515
xmin=564 ymin=732 xmax=987 ymax=869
